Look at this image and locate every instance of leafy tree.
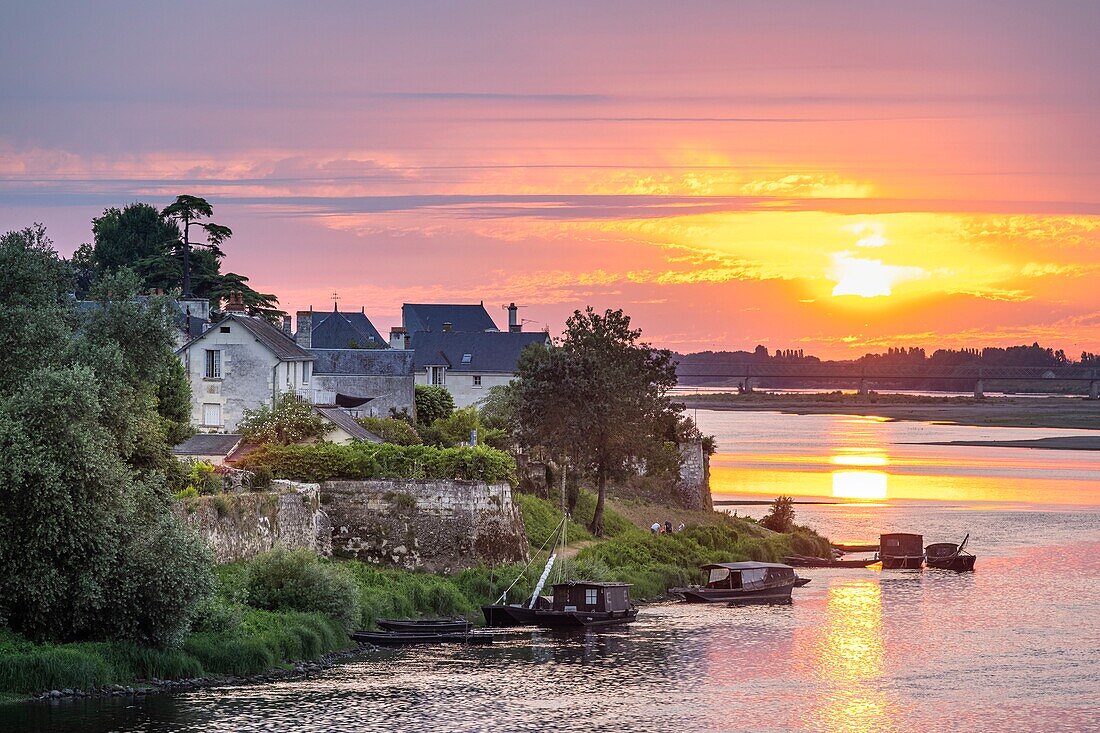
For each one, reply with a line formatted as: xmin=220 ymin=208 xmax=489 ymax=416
xmin=0 ymin=225 xmax=212 ymax=645
xmin=161 ymin=195 xmax=233 ymax=298
xmin=514 ymin=307 xmax=679 ymax=536
xmin=238 ymin=394 xmax=328 ymax=445
xmin=415 ymin=385 xmax=455 ymax=427
xmin=760 ymin=495 xmax=796 ymax=533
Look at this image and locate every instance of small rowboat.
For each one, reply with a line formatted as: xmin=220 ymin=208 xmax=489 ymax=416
xmin=794 ymin=576 xmax=812 ymax=587
xmin=783 ymin=555 xmax=877 ymax=568
xmin=376 ymin=617 xmax=473 ymax=633
xmin=352 ymin=630 xmax=495 ymax=646
xmin=925 ymin=534 xmax=976 ymax=572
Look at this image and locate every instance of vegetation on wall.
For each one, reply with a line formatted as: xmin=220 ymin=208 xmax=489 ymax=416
xmin=239 ymin=442 xmax=518 ymax=484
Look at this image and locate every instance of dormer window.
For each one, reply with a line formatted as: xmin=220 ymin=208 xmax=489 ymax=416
xmin=429 ymin=366 xmax=446 ymax=386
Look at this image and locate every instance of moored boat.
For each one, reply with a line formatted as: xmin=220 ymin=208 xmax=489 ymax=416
xmin=784 ymin=554 xmax=878 ymax=568
xmin=532 ymin=581 xmax=638 ymax=628
xmin=880 ymin=533 xmax=924 ymax=569
xmin=352 ymin=630 xmax=495 ymax=646
xmin=482 ymin=595 xmax=552 ymax=627
xmin=794 ymin=576 xmax=812 ymax=587
xmin=669 ymin=562 xmax=798 ymax=604
xmin=925 ymin=534 xmax=976 ymax=571
xmin=376 ymin=617 xmax=473 ymax=633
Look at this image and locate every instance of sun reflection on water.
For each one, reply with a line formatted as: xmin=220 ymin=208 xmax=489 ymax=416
xmin=831 ymin=470 xmax=889 ymax=500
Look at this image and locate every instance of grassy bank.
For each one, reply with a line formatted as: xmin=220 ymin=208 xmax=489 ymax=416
xmin=680 ymin=391 xmax=1100 ymax=431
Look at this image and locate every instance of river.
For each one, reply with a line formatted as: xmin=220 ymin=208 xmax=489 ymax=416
xmin=6 ymin=410 xmax=1099 ymax=732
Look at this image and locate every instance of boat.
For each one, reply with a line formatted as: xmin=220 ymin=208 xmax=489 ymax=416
xmin=669 ymin=562 xmax=798 ymax=604
xmin=482 ymin=595 xmax=552 ymax=627
xmin=531 ymin=581 xmax=639 ymax=628
xmin=376 ymin=617 xmax=473 ymax=633
xmin=880 ymin=533 xmax=924 ymax=569
xmin=784 ymin=554 xmax=878 ymax=568
xmin=352 ymin=630 xmax=495 ymax=646
xmin=925 ymin=534 xmax=976 ymax=571
xmin=794 ymin=576 xmax=812 ymax=587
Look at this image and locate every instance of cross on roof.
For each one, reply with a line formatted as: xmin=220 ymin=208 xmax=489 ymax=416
xmin=331 ymin=291 xmax=340 ymax=310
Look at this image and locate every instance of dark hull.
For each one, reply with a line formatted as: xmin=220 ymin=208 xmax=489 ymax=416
xmin=784 ymin=555 xmax=878 ymax=568
xmin=352 ymin=631 xmax=494 ymax=646
xmin=672 ymin=581 xmax=795 ymax=604
xmin=794 ymin=577 xmax=812 ymax=587
xmin=881 ymin=556 xmax=923 ymax=570
xmin=377 ymin=618 xmax=472 ymax=633
xmin=532 ymin=608 xmax=638 ymax=628
xmin=482 ymin=604 xmax=541 ymax=627
xmin=926 ymin=555 xmax=976 ymax=571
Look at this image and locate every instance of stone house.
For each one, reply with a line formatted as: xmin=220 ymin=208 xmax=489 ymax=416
xmin=411 ymin=329 xmax=550 ymax=408
xmin=309 ymin=349 xmax=416 ymax=419
xmin=176 ymin=293 xmax=317 ymax=433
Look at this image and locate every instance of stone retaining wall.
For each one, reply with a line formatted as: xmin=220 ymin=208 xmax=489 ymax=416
xmin=321 ymin=479 xmax=529 ymax=571
xmin=676 ymin=440 xmax=712 ymax=510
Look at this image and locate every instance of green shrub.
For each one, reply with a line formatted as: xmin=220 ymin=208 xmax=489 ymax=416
xmin=355 ymin=416 xmax=421 ymax=446
xmin=0 ymin=646 xmax=117 ymax=694
xmin=415 ymin=385 xmax=454 ymax=427
xmin=250 ymin=464 xmax=274 ymax=491
xmin=244 ymin=550 xmax=361 ymax=632
xmin=184 ymin=460 xmax=221 ymax=495
xmin=238 ymin=394 xmax=327 ymax=445
xmin=190 ymin=597 xmax=245 ymax=634
xmin=239 ymin=442 xmax=517 ymax=485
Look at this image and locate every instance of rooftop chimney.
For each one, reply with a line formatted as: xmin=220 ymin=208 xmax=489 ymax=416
xmin=442 ymin=322 xmax=452 ymax=332
xmin=507 ymin=303 xmax=521 ymax=332
xmin=389 ymin=326 xmax=409 ymax=350
xmin=225 ymin=290 xmax=247 ymax=313
xmin=281 ymin=315 xmax=292 ymax=337
xmin=295 ymin=309 xmax=313 ymax=348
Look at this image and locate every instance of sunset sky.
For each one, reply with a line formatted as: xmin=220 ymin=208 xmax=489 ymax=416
xmin=2 ymin=1 xmax=1098 ymax=356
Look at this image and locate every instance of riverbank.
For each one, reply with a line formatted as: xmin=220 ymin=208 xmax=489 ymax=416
xmin=915 ymin=436 xmax=1100 ymax=451
xmin=680 ymin=392 xmax=1100 ymax=432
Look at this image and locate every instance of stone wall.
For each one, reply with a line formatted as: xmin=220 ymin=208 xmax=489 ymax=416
xmin=173 ymin=480 xmax=331 ymax=563
xmin=676 ymin=440 xmax=712 ymax=510
xmin=321 ymin=479 xmax=529 ymax=571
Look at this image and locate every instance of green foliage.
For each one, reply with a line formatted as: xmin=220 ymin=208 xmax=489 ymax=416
xmin=238 ymin=394 xmax=328 ymax=445
xmin=355 ymin=416 xmax=422 ymax=445
xmin=513 ymin=307 xmax=680 ymax=535
xmin=415 ymin=385 xmax=455 ymax=427
xmin=244 ymin=550 xmax=361 ymax=632
xmin=239 ymin=442 xmax=518 ymax=484
xmin=760 ymin=495 xmax=796 ymax=533
xmin=433 ymin=406 xmax=482 ymax=446
xmin=158 ymin=357 xmax=194 ymax=447
xmin=183 ymin=460 xmax=221 ymax=495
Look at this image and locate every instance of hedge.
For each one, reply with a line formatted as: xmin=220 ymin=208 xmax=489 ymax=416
xmin=238 ymin=442 xmax=517 ymax=485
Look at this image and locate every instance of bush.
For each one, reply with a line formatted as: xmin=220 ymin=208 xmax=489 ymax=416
xmin=250 ymin=464 xmax=274 ymax=491
xmin=184 ymin=460 xmax=221 ymax=495
xmin=415 ymin=385 xmax=454 ymax=426
xmin=355 ymin=416 xmax=422 ymax=445
xmin=244 ymin=549 xmax=361 ymax=632
xmin=238 ymin=442 xmax=518 ymax=485
xmin=238 ymin=395 xmax=328 ymax=445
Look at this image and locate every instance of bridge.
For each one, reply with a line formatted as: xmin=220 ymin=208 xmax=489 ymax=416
xmin=675 ymin=362 xmax=1100 ymax=399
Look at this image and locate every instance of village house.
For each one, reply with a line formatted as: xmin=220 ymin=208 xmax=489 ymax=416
xmin=291 ymin=306 xmax=387 ymax=350
xmin=411 ymin=329 xmax=549 ymax=407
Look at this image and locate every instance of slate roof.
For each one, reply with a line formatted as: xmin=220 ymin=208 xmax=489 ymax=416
xmin=176 ymin=313 xmax=314 ymax=361
xmin=313 ymin=406 xmax=383 ymax=442
xmin=310 ymin=349 xmax=415 ymax=376
xmin=172 ymin=433 xmax=243 ymax=457
xmin=309 ymin=310 xmax=387 ymax=349
xmin=411 ymin=330 xmax=549 ymax=373
xmin=402 ymin=303 xmax=498 ymax=333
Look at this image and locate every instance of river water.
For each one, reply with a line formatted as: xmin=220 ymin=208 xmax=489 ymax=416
xmin=7 ymin=410 xmax=1100 ymax=732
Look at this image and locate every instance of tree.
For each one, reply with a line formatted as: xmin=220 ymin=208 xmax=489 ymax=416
xmin=238 ymin=394 xmax=328 ymax=445
xmin=0 ymin=225 xmax=212 ymax=645
xmin=415 ymin=385 xmax=455 ymax=427
xmin=760 ymin=496 xmax=796 ymax=533
xmin=514 ymin=307 xmax=679 ymax=536
xmin=161 ymin=195 xmax=232 ymax=298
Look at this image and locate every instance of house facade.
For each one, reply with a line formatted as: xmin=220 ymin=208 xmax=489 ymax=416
xmin=177 ymin=295 xmax=316 ymax=433
xmin=309 ymin=349 xmax=416 ymax=419
xmin=411 ymin=330 xmax=550 ymax=408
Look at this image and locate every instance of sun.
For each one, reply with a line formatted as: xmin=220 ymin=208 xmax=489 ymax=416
xmin=829 ymin=252 xmax=927 ymax=298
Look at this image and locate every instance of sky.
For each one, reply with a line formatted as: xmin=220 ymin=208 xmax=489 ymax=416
xmin=2 ymin=1 xmax=1098 ymax=357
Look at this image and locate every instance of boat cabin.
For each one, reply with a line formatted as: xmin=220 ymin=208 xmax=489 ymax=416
xmin=925 ymin=542 xmax=961 ymax=560
xmin=880 ymin=533 xmax=923 ymax=558
xmin=701 ymin=562 xmax=796 ymax=590
xmin=551 ymin=582 xmax=631 ymax=613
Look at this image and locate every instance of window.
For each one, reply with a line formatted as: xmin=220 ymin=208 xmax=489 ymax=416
xmin=461 ymin=353 xmax=472 ymax=364
xmin=472 ymin=375 xmax=482 ymax=388
xmin=202 ymin=403 xmax=222 ymax=427
xmin=302 ymin=361 xmax=311 ymax=384
xmin=429 ymin=366 xmax=446 ymax=386
xmin=204 ymin=349 xmax=222 ymax=379
xmin=584 ymin=589 xmax=598 ymax=606
xmin=219 ymin=326 xmax=231 ymax=333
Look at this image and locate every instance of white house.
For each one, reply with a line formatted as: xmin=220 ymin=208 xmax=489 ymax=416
xmin=176 ymin=293 xmax=318 ymax=433
xmin=411 ymin=329 xmax=550 ymax=408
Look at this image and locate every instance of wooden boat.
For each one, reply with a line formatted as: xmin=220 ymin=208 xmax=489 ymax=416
xmin=794 ymin=576 xmax=812 ymax=587
xmin=352 ymin=630 xmax=495 ymax=646
xmin=784 ymin=554 xmax=878 ymax=568
xmin=482 ymin=596 xmax=552 ymax=627
xmin=531 ymin=582 xmax=638 ymax=628
xmin=880 ymin=533 xmax=924 ymax=569
xmin=925 ymin=534 xmax=976 ymax=571
xmin=376 ymin=617 xmax=473 ymax=633
xmin=669 ymin=562 xmax=797 ymax=604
